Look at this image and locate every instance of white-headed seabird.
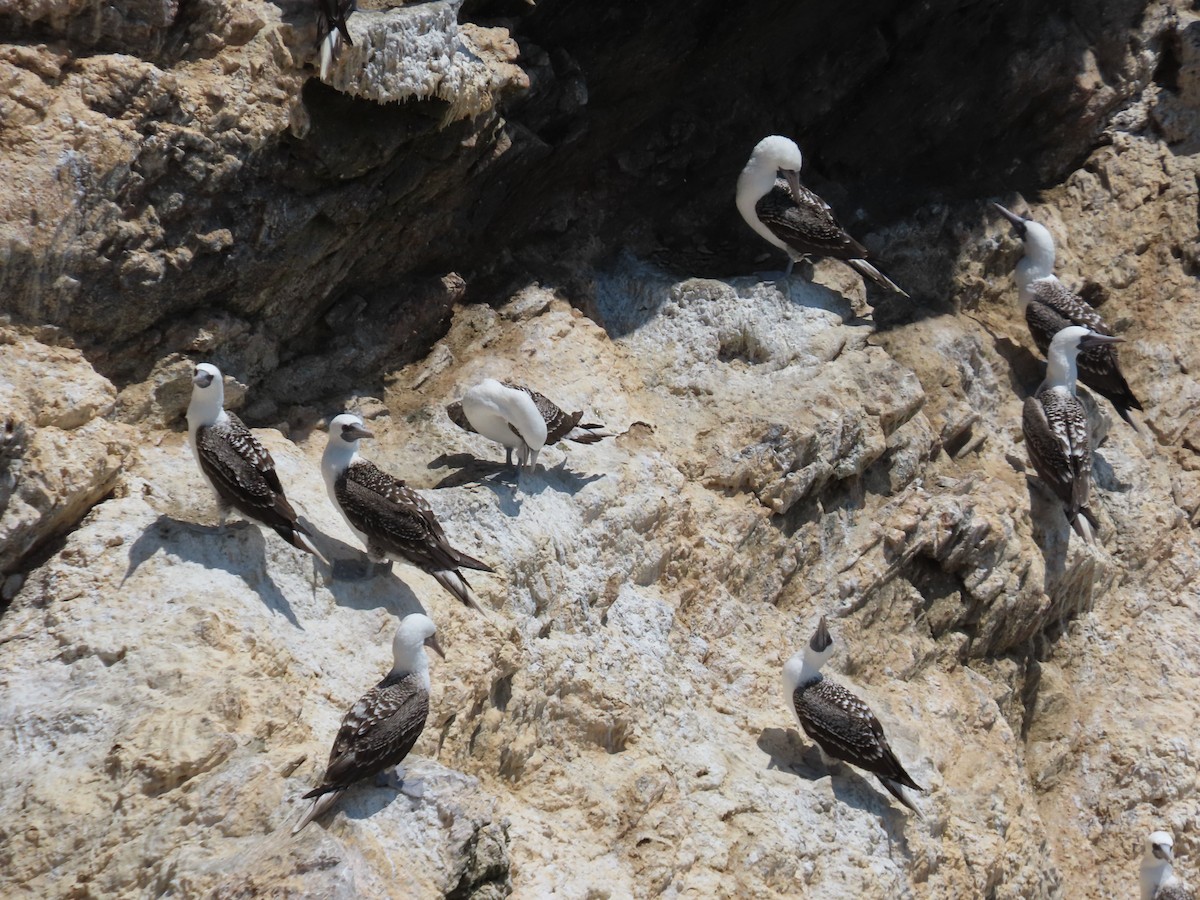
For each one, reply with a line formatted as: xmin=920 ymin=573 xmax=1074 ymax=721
xmin=316 ymin=0 xmax=355 ymax=80
xmin=293 ymin=612 xmax=443 ymax=834
xmin=322 ymin=413 xmax=494 ymax=613
xmin=737 ymin=135 xmax=908 ymax=297
xmin=186 ymin=363 xmax=328 ymax=565
xmin=1142 ymin=831 xmax=1196 ymax=900
xmin=1021 ymin=325 xmax=1124 ymax=544
xmin=447 ymin=380 xmax=610 ymax=470
xmin=782 ymin=616 xmax=924 ymax=812
xmin=994 ymin=203 xmax=1143 ymax=429
xmin=448 ymin=378 xmax=550 ymax=472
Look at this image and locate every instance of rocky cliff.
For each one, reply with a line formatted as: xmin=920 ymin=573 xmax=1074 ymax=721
xmin=2 ymin=0 xmax=1199 ymax=897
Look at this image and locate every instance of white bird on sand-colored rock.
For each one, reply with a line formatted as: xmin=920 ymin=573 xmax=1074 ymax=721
xmin=1141 ymin=831 xmax=1196 ymax=900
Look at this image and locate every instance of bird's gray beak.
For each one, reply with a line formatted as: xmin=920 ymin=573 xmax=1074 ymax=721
xmin=809 ymin=615 xmax=832 ymax=653
xmin=347 ymin=424 xmax=375 ymax=441
xmin=1079 ymin=332 xmax=1124 ymax=349
xmin=425 ymin=634 xmax=445 ymax=659
xmin=193 ymin=368 xmax=214 ymax=389
xmin=1153 ymin=843 xmax=1173 ymax=862
xmin=784 ymin=169 xmax=803 ymax=204
xmin=992 ymin=203 xmax=1028 ymax=240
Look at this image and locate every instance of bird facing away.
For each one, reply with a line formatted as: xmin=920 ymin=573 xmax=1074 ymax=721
xmin=186 ymin=363 xmax=327 ymax=565
xmin=736 ymin=135 xmax=908 ymax=297
xmin=1141 ymin=831 xmax=1196 ymax=900
xmin=293 ymin=612 xmax=444 ymax=834
xmin=782 ymin=616 xmax=924 ymax=812
xmin=1021 ymin=325 xmax=1124 ymax=544
xmin=993 ymin=203 xmax=1143 ymax=429
xmin=315 ymin=0 xmax=355 ymax=80
xmin=447 ymin=381 xmax=611 ymax=469
xmin=322 ymin=413 xmax=494 ymax=613
xmin=450 ymin=378 xmax=550 ymax=472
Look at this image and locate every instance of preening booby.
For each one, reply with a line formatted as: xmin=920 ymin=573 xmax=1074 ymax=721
xmin=322 ymin=414 xmax=494 ymax=613
xmin=447 ymin=381 xmax=610 ymax=469
xmin=448 ymin=379 xmax=549 ymax=472
xmin=737 ymin=135 xmax=908 ymax=297
xmin=994 ymin=203 xmax=1142 ymax=429
xmin=1141 ymin=831 xmax=1196 ymax=900
xmin=293 ymin=612 xmax=443 ymax=834
xmin=1022 ymin=326 xmax=1123 ymax=544
xmin=783 ymin=616 xmax=924 ymax=812
xmin=315 ymin=0 xmax=355 ymax=80
xmin=186 ymin=363 xmax=327 ymax=565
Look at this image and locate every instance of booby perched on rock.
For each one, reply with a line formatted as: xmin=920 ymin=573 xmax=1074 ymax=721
xmin=1142 ymin=831 xmax=1196 ymax=900
xmin=994 ymin=203 xmax=1142 ymax=429
xmin=448 ymin=378 xmax=549 ymax=472
xmin=186 ymin=363 xmax=327 ymax=564
xmin=322 ymin=413 xmax=494 ymax=613
xmin=315 ymin=0 xmax=355 ymax=80
xmin=737 ymin=135 xmax=908 ymax=297
xmin=1022 ymin=326 xmax=1124 ymax=544
xmin=447 ymin=381 xmax=610 ymax=469
xmin=783 ymin=616 xmax=924 ymax=812
xmin=294 ymin=612 xmax=443 ymax=834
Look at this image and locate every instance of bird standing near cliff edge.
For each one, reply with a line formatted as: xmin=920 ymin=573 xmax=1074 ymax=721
xmin=316 ymin=0 xmax=356 ymax=81
xmin=737 ymin=135 xmax=909 ymax=297
xmin=1141 ymin=831 xmax=1196 ymax=900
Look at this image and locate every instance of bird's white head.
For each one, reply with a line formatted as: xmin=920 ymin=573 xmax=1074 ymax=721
xmin=1141 ymin=830 xmax=1179 ymax=900
xmin=783 ymin=615 xmax=835 ymax=694
xmin=392 ymin=612 xmax=444 ymax=675
xmin=1146 ymin=831 xmax=1175 ymax=864
xmin=753 ymin=135 xmax=804 ymax=174
xmin=187 ymin=362 xmax=225 ymax=428
xmin=993 ymin=203 xmax=1056 ymax=282
xmin=1044 ymin=325 xmax=1124 ymax=392
xmin=322 ymin=412 xmax=374 ymax=480
xmin=738 ymin=136 xmax=808 ymax=249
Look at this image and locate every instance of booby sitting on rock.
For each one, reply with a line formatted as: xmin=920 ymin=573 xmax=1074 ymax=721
xmin=447 ymin=380 xmax=610 ymax=470
xmin=1141 ymin=831 xmax=1195 ymax=900
xmin=1021 ymin=325 xmax=1123 ymax=544
xmin=294 ymin=612 xmax=443 ymax=834
xmin=447 ymin=378 xmax=549 ymax=472
xmin=737 ymin=135 xmax=908 ymax=297
xmin=783 ymin=616 xmax=924 ymax=812
xmin=322 ymin=413 xmax=494 ymax=613
xmin=994 ymin=203 xmax=1142 ymax=429
xmin=315 ymin=0 xmax=355 ymax=81
xmin=186 ymin=363 xmax=327 ymax=564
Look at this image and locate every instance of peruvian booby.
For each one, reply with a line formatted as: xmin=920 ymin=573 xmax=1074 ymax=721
xmin=993 ymin=203 xmax=1143 ymax=429
xmin=1021 ymin=326 xmax=1123 ymax=544
xmin=783 ymin=616 xmax=924 ymax=812
xmin=315 ymin=0 xmax=355 ymax=80
xmin=1142 ymin=831 xmax=1196 ymax=900
xmin=447 ymin=381 xmax=611 ymax=469
xmin=737 ymin=135 xmax=908 ymax=297
xmin=186 ymin=363 xmax=328 ymax=565
xmin=448 ymin=378 xmax=550 ymax=472
xmin=293 ymin=612 xmax=443 ymax=834
xmin=322 ymin=413 xmax=494 ymax=613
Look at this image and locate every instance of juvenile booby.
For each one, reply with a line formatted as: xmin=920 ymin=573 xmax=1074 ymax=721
xmin=447 ymin=381 xmax=610 ymax=468
xmin=449 ymin=378 xmax=549 ymax=472
xmin=293 ymin=612 xmax=443 ymax=834
xmin=782 ymin=616 xmax=924 ymax=812
xmin=186 ymin=363 xmax=327 ymax=564
xmin=315 ymin=0 xmax=355 ymax=80
xmin=322 ymin=413 xmax=494 ymax=613
xmin=1022 ymin=326 xmax=1124 ymax=544
xmin=994 ymin=203 xmax=1143 ymax=429
xmin=737 ymin=135 xmax=908 ymax=297
xmin=1141 ymin=831 xmax=1196 ymax=900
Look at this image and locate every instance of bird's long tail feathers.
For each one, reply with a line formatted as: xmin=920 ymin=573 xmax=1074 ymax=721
xmin=319 ymin=31 xmax=340 ymax=81
xmin=292 ymin=788 xmax=344 ymax=835
xmin=566 ymin=423 xmax=612 ymax=444
xmin=1070 ymin=507 xmax=1097 ymax=545
xmin=1114 ymin=403 xmax=1144 ymax=436
xmin=431 ymin=568 xmax=495 ymax=622
xmin=879 ymin=776 xmax=924 ymax=816
xmin=277 ymin=524 xmax=331 ymax=567
xmin=848 ymin=259 xmax=910 ymax=298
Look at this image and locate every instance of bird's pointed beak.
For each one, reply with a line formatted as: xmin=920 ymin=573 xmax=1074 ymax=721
xmin=1079 ymin=332 xmax=1124 ymax=349
xmin=348 ymin=424 xmax=375 ymax=441
xmin=992 ymin=202 xmax=1028 ymax=240
xmin=193 ymin=368 xmax=214 ymax=389
xmin=809 ymin=615 xmax=832 ymax=653
xmin=425 ymin=633 xmax=445 ymax=659
xmin=784 ymin=169 xmax=803 ymax=204
xmin=1153 ymin=843 xmax=1173 ymax=862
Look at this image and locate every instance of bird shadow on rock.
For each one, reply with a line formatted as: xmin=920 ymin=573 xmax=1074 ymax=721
xmin=123 ymin=515 xmax=303 ymax=628
xmin=323 ymin=551 xmax=426 ymax=618
xmin=1091 ymin=450 xmax=1131 ymax=493
xmin=529 ymin=458 xmax=604 ymax=495
xmin=758 ymin=727 xmax=826 ymax=781
xmin=963 ymin=314 xmax=1044 ymax=399
xmin=1025 ymin=477 xmax=1071 ymax=597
